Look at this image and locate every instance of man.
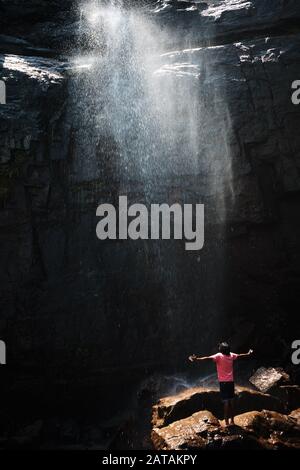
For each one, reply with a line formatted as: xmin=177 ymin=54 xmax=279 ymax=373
xmin=189 ymin=342 xmax=253 ymax=426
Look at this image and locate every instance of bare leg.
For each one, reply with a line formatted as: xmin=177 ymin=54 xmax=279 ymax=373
xmin=224 ymin=401 xmax=230 ymax=426
xmin=229 ymin=399 xmax=235 ymax=424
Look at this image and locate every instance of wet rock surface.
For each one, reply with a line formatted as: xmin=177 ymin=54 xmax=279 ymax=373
xmin=273 ymin=386 xmax=300 ymax=412
xmin=250 ymin=367 xmax=290 ymax=393
xmin=152 ymin=413 xmax=266 ymax=450
xmin=289 ymin=408 xmax=300 ymax=425
xmin=152 ymin=386 xmax=285 ymax=427
xmin=152 ymin=410 xmax=221 ymax=450
xmin=153 ymin=0 xmax=300 ymax=50
xmin=152 ymin=385 xmax=300 ymax=450
xmin=1 ymin=1 xmax=300 ymax=53
xmin=234 ymin=410 xmax=300 ymax=449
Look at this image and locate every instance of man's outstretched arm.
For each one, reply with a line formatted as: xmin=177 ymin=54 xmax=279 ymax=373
xmin=188 ymin=354 xmax=213 ymax=362
xmin=235 ymin=349 xmax=254 ymax=358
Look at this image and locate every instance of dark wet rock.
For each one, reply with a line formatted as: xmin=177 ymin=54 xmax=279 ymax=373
xmin=0 ymin=0 xmax=74 ymax=21
xmin=42 ymin=417 xmax=61 ymax=442
xmin=152 ymin=386 xmax=284 ymax=427
xmin=59 ymin=419 xmax=80 ymax=444
xmin=152 ymin=388 xmax=220 ymax=428
xmin=0 ymin=2 xmax=75 ymax=37
xmin=153 ymin=0 xmax=300 ymax=47
xmin=152 ymin=410 xmax=220 ymax=450
xmin=234 ymin=410 xmax=300 ymax=449
xmin=250 ymin=367 xmax=291 ymax=393
xmin=235 ymin=387 xmax=285 ymax=415
xmin=289 ymin=408 xmax=300 ymax=425
xmin=5 ymin=419 xmax=43 ymax=449
xmin=152 ymin=410 xmax=265 ymax=450
xmin=0 ymin=0 xmax=300 ymax=54
xmin=152 ymin=408 xmax=300 ymax=450
xmin=273 ymin=386 xmax=300 ymax=412
xmin=235 ymin=410 xmax=295 ymax=433
xmin=0 ymin=34 xmax=54 ymax=57
xmin=22 ymin=419 xmax=43 ymax=438
xmin=81 ymin=425 xmax=104 ymax=446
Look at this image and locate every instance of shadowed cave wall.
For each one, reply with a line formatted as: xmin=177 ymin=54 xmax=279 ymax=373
xmin=0 ymin=1 xmax=300 ymax=425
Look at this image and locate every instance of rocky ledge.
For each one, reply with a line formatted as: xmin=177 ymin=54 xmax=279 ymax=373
xmin=151 ymin=374 xmax=300 ymax=450
xmin=152 ymin=408 xmax=300 ymax=450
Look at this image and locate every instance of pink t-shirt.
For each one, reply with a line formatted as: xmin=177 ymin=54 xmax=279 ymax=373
xmin=211 ymin=352 xmax=238 ymax=382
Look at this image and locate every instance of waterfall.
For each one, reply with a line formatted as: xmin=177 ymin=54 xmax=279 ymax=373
xmin=68 ymin=0 xmax=235 ymax=363
xmin=71 ymin=0 xmax=234 ymax=212
xmin=71 ymin=1 xmax=210 ymax=190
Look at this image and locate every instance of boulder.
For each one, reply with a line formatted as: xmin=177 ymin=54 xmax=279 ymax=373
xmin=235 ymin=410 xmax=294 ymax=433
xmin=152 ymin=386 xmax=284 ymax=427
xmin=234 ymin=410 xmax=300 ymax=449
xmin=152 ymin=410 xmax=264 ymax=450
xmin=235 ymin=387 xmax=285 ymax=415
xmin=152 ymin=409 xmax=300 ymax=451
xmin=152 ymin=388 xmax=221 ymax=428
xmin=249 ymin=367 xmax=290 ymax=393
xmin=289 ymin=409 xmax=300 ymax=426
xmin=272 ymin=386 xmax=300 ymax=412
xmin=152 ymin=410 xmax=219 ymax=450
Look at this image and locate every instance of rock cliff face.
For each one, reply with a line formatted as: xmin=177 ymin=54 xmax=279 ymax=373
xmin=1 ymin=0 xmax=300 ymax=431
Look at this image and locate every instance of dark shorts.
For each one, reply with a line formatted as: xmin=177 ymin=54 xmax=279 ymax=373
xmin=219 ymin=381 xmax=235 ymax=402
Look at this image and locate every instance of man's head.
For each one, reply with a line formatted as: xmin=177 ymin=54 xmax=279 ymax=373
xmin=218 ymin=341 xmax=230 ymax=355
